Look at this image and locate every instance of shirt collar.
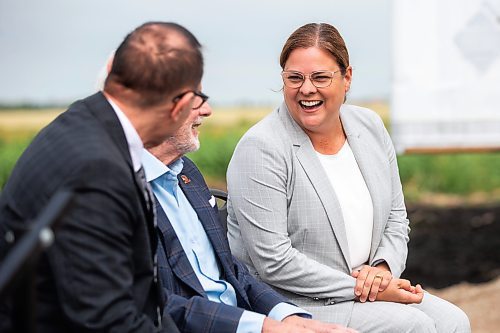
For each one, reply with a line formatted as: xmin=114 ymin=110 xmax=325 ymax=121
xmin=141 ymin=149 xmax=184 ymax=182
xmin=106 ymin=97 xmax=143 ymax=172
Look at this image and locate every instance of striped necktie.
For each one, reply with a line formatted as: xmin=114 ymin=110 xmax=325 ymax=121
xmin=136 ymin=166 xmax=162 ymax=328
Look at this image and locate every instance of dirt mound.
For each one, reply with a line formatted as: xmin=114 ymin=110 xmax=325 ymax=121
xmin=403 ymin=203 xmax=500 ymax=288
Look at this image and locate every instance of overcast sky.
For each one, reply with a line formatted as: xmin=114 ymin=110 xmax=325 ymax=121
xmin=0 ymin=0 xmax=391 ymax=106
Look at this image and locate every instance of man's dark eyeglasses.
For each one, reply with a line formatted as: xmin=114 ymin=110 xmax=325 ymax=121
xmin=172 ymin=90 xmax=209 ymax=110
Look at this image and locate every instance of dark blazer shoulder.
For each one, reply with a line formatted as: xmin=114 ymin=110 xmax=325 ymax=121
xmin=62 ymin=92 xmax=131 ymax=165
xmin=1 ymin=93 xmax=129 ymax=215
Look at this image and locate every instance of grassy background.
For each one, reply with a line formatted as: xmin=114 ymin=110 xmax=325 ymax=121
xmin=1 ymin=104 xmax=499 ymax=204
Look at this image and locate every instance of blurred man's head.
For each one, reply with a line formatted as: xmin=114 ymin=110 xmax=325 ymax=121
xmin=104 ymin=22 xmax=203 ymax=108
xmin=102 ymin=22 xmax=204 ymax=148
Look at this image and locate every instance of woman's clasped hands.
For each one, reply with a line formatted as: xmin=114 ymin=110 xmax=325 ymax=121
xmin=351 ymin=264 xmax=423 ymax=304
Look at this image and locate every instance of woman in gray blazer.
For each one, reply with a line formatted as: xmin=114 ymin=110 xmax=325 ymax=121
xmin=226 ymin=23 xmax=470 ymax=333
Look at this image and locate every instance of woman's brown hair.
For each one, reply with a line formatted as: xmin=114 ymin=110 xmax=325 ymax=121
xmin=280 ymin=23 xmax=349 ymax=75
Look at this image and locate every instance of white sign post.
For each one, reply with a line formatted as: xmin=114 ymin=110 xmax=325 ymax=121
xmin=391 ymin=0 xmax=500 ymax=154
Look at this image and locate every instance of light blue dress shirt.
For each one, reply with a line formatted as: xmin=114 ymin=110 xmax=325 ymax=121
xmin=142 ymin=150 xmax=309 ymax=333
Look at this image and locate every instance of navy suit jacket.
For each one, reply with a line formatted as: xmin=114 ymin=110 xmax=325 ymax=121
xmin=156 ymin=157 xmax=292 ymax=333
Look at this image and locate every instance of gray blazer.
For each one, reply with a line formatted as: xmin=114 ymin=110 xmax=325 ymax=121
xmin=226 ymin=102 xmax=410 ymax=324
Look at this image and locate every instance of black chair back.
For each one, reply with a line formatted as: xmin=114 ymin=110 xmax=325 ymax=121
xmin=209 ymin=188 xmax=228 ymax=233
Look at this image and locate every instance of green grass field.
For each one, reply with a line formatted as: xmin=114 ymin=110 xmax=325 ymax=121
xmin=1 ymin=105 xmax=499 ymax=204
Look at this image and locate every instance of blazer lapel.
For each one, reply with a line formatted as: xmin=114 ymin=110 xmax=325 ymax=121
xmin=155 ymin=196 xmax=207 ymax=296
xmin=177 ymin=159 xmax=233 ymax=263
xmin=85 ymin=92 xmax=159 ymax=255
xmin=177 ymin=160 xmax=251 ymax=306
xmin=279 ymin=104 xmax=352 ymax=270
xmin=340 ymin=108 xmax=385 ymax=259
xmin=84 ymin=92 xmax=157 ymax=253
xmin=85 ymin=92 xmax=132 ymax=168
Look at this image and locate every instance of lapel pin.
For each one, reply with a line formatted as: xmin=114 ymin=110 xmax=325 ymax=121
xmin=180 ymin=175 xmax=191 ymax=184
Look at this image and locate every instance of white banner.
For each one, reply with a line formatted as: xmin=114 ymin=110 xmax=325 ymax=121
xmin=391 ymin=0 xmax=500 ymax=153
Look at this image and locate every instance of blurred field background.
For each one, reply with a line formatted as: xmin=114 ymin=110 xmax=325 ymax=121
xmin=2 ymin=102 xmax=500 ymax=203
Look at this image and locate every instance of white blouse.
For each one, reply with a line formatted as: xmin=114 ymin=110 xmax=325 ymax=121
xmin=316 ymin=141 xmax=374 ymax=270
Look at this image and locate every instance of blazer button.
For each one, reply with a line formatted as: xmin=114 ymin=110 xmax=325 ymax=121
xmin=324 ymin=298 xmax=335 ymax=306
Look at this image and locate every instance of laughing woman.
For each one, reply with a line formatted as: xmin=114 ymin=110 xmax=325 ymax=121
xmin=226 ymin=23 xmax=470 ymax=333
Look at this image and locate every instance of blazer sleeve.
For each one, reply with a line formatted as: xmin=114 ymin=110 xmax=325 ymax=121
xmin=231 ymin=255 xmax=298 ymax=315
xmin=163 ymin=290 xmax=244 ymax=333
xmin=368 ymin=116 xmax=410 ymax=278
xmin=227 ymin=133 xmax=357 ymax=303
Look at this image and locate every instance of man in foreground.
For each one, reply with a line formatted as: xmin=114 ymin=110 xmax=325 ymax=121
xmin=143 ymin=96 xmax=358 ymax=333
xmin=0 ymin=22 xmax=203 ymax=332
